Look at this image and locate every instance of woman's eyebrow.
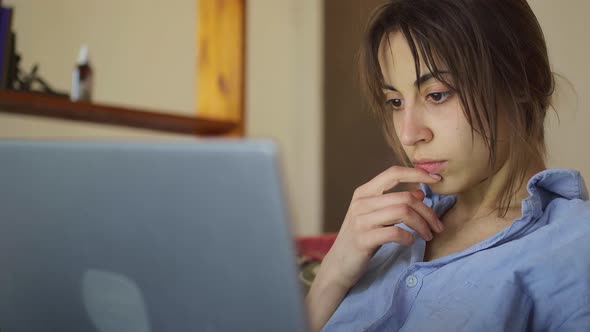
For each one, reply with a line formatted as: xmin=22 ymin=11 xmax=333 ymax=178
xmin=383 ymin=71 xmax=450 ymax=91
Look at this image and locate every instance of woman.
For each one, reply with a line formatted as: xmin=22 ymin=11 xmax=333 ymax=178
xmin=306 ymin=0 xmax=590 ymax=331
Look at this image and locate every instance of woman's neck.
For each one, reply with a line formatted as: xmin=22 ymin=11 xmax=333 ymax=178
xmin=451 ymin=158 xmax=546 ymax=223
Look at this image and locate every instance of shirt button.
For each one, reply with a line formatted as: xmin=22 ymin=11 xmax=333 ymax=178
xmin=405 ymin=275 xmax=418 ymax=288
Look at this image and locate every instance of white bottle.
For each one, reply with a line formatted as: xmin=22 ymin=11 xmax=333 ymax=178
xmin=71 ymin=45 xmax=93 ymax=102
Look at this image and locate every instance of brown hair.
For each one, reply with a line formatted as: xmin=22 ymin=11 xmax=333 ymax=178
xmin=360 ymin=0 xmax=554 ymax=215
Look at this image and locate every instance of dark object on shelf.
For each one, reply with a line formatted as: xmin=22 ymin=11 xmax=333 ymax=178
xmin=5 ymin=30 xmax=16 ymax=89
xmin=14 ymin=63 xmax=69 ymax=97
xmin=0 ymin=14 xmax=68 ymax=97
xmin=0 ymin=5 xmax=13 ymax=89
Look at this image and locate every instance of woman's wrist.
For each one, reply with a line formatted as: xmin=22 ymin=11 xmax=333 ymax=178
xmin=306 ymin=273 xmax=349 ymax=332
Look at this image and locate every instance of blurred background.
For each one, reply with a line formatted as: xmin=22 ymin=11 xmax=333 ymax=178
xmin=0 ymin=0 xmax=588 ymax=236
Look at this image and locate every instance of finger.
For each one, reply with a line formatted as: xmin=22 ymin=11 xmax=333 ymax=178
xmin=352 ymin=191 xmax=418 ymax=214
xmin=359 ymin=225 xmax=415 ymax=248
xmin=353 ymin=166 xmax=442 ymax=199
xmin=407 ymin=189 xmax=443 ymax=232
xmin=357 ymin=204 xmax=433 ymax=241
xmin=408 ymin=194 xmax=443 ymax=233
xmin=410 ymin=189 xmax=425 ymax=201
xmin=352 ymin=190 xmax=442 ymax=233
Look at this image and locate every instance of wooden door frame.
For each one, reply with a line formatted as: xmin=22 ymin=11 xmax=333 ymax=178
xmin=197 ymin=0 xmax=246 ymax=136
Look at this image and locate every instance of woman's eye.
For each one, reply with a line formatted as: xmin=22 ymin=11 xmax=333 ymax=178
xmin=426 ymin=91 xmax=451 ymax=103
xmin=385 ymin=98 xmax=404 ymax=110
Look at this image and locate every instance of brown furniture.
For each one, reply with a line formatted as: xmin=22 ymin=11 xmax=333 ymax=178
xmin=0 ymin=91 xmax=236 ymax=136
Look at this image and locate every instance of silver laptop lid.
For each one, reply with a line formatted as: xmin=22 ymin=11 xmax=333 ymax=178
xmin=0 ymin=139 xmax=308 ymax=332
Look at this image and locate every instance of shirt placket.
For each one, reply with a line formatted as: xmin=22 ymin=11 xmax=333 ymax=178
xmin=365 ymin=264 xmax=427 ymax=332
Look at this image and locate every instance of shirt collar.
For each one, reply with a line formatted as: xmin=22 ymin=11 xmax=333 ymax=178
xmin=520 ymin=169 xmax=587 ymax=219
xmin=414 ymin=169 xmax=588 ymax=265
xmin=526 ymin=168 xmax=588 ymax=201
xmin=422 ymin=168 xmax=588 ymax=219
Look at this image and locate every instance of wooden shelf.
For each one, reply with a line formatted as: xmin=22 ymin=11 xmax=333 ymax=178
xmin=0 ymin=90 xmax=238 ymax=136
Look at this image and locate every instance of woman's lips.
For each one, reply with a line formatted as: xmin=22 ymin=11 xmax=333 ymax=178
xmin=414 ymin=161 xmax=448 ymax=174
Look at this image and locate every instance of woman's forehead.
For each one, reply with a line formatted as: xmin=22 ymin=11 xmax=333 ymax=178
xmin=378 ymin=31 xmax=448 ymax=89
xmin=378 ymin=32 xmax=426 ymax=88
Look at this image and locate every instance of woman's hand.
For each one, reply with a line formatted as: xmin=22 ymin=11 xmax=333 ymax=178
xmin=319 ymin=166 xmax=444 ymax=291
xmin=306 ymin=166 xmax=444 ymax=331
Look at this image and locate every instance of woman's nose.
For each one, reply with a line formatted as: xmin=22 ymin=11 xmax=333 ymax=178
xmin=398 ymin=110 xmax=433 ymax=146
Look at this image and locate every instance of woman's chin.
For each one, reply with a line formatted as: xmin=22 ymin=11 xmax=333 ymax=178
xmin=426 ymin=175 xmax=461 ymax=195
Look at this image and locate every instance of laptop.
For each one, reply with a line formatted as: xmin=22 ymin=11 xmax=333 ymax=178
xmin=0 ymin=139 xmax=309 ymax=331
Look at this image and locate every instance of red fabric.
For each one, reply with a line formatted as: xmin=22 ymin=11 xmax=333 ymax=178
xmin=295 ymin=233 xmax=338 ymax=261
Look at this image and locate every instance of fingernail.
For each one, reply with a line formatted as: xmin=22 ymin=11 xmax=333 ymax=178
xmin=436 ymin=220 xmax=444 ymax=232
xmin=426 ymin=233 xmax=433 ymax=241
xmin=429 ymin=174 xmax=442 ymax=180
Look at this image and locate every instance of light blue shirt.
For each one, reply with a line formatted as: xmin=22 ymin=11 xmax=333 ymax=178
xmin=323 ymin=169 xmax=590 ymax=331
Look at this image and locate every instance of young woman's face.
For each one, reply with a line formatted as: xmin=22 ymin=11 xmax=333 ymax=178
xmin=378 ymin=31 xmax=503 ymax=194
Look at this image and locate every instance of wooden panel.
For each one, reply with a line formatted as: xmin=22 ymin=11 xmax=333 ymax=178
xmin=0 ymin=91 xmax=237 ymax=136
xmin=197 ymin=0 xmax=245 ymax=136
xmin=323 ymin=0 xmax=394 ymax=232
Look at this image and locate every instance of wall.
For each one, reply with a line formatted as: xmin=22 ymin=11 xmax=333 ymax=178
xmin=246 ymin=0 xmax=324 ymax=235
xmin=3 ymin=0 xmax=196 ymax=115
xmin=529 ymin=0 xmax=590 ymax=183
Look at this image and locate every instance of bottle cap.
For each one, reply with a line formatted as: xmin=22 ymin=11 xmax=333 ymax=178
xmin=77 ymin=45 xmax=89 ymax=65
